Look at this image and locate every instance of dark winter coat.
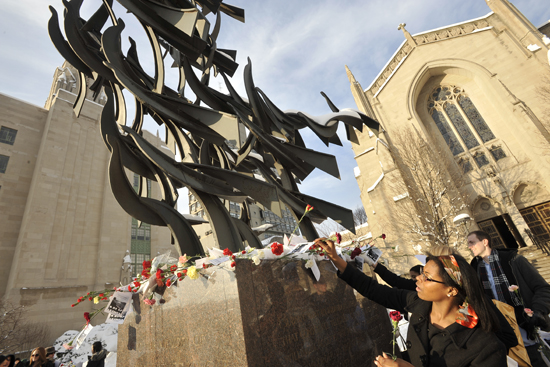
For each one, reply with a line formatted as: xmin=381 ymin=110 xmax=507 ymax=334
xmin=339 ymin=263 xmax=507 ymax=367
xmin=471 ymin=248 xmax=550 ymax=330
xmin=84 ymin=349 xmax=106 ymax=367
xmin=374 ymin=263 xmax=518 ymax=352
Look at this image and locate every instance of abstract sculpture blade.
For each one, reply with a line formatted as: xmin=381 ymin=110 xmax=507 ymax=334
xmin=48 ymin=0 xmax=380 ymax=255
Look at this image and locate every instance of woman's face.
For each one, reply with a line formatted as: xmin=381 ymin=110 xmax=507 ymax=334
xmin=415 ymin=260 xmax=451 ymax=302
xmin=0 ymin=360 xmax=9 ymax=367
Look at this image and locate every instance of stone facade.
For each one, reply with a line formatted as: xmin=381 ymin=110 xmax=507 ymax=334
xmin=0 ymin=62 xmax=173 ymax=344
xmin=349 ymin=0 xmax=550 ymax=274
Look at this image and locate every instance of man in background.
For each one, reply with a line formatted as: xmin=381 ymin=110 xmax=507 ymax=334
xmin=468 ymin=230 xmax=550 ymax=367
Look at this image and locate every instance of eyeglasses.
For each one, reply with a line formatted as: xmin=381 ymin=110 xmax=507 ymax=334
xmin=419 ymin=271 xmax=446 ymax=284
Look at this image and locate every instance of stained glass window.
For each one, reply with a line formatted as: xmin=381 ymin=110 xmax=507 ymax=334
xmin=459 ymin=159 xmax=473 ymax=174
xmin=473 ymin=153 xmax=490 ymax=168
xmin=490 ymin=147 xmax=506 ymax=161
xmin=444 ymin=104 xmax=479 ymax=149
xmin=431 ymin=110 xmax=464 ymax=156
xmin=458 ymin=96 xmax=495 ymax=143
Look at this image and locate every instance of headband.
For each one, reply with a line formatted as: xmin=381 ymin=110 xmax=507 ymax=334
xmin=438 ymin=255 xmax=462 ymax=287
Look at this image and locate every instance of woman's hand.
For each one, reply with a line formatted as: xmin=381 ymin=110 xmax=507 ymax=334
xmin=314 ymin=238 xmax=347 ymax=273
xmin=374 ymin=353 xmax=415 ymax=367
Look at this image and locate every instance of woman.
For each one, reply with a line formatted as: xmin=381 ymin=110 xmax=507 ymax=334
xmin=29 ymin=348 xmax=51 ymax=367
xmin=316 ymin=238 xmax=507 ymax=367
xmin=83 ymin=342 xmax=106 ymax=367
xmin=0 ymin=356 xmax=9 ymax=367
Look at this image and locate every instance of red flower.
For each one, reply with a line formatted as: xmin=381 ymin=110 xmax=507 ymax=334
xmin=231 ymin=261 xmax=236 ymax=268
xmin=133 ymin=281 xmax=140 ymax=288
xmin=241 ymin=250 xmax=246 ymax=254
xmin=271 ymin=242 xmax=284 ymax=256
xmin=223 ymin=248 xmax=233 ymax=256
xmin=381 ymin=234 xmax=386 ymax=240
xmin=127 ymin=285 xmax=132 ymax=292
xmin=182 ymin=269 xmax=188 ymax=275
xmin=350 ymin=247 xmax=362 ymax=260
xmin=306 ymin=204 xmax=314 ymax=212
xmin=177 ymin=272 xmax=182 ymax=278
xmin=166 ymin=279 xmax=172 ymax=287
xmin=88 ymin=297 xmax=93 ymax=301
xmin=156 ymin=278 xmax=164 ymax=288
xmin=141 ymin=269 xmax=150 ymax=279
xmin=99 ymin=293 xmax=104 ymax=297
xmin=142 ymin=260 xmax=152 ymax=269
xmin=156 ymin=269 xmax=163 ymax=279
xmin=232 ymin=255 xmax=236 ymax=260
xmin=170 ymin=265 xmax=177 ymax=272
xmin=84 ymin=312 xmax=91 ymax=324
xmin=202 ymin=263 xmax=207 ymax=269
xmin=389 ymin=311 xmax=402 ymax=322
xmin=86 ymin=292 xmax=90 ymax=296
xmin=71 ymin=304 xmax=76 ymax=307
xmin=335 ymin=232 xmax=342 ymax=244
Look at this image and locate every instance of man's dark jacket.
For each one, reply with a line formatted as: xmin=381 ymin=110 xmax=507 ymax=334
xmin=470 ymin=248 xmax=550 ymax=330
xmin=340 ymin=264 xmax=507 ymax=367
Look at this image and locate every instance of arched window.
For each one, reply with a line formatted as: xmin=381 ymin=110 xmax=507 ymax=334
xmin=427 ymin=85 xmax=506 ymax=173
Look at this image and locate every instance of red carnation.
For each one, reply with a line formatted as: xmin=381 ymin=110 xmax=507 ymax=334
xmin=242 ymin=250 xmax=246 ymax=255
xmin=127 ymin=285 xmax=132 ymax=292
xmin=182 ymin=269 xmax=188 ymax=275
xmin=350 ymin=247 xmax=362 ymax=260
xmin=84 ymin=312 xmax=91 ymax=324
xmin=271 ymin=242 xmax=284 ymax=256
xmin=88 ymin=297 xmax=93 ymax=301
xmin=170 ymin=265 xmax=177 ymax=272
xmin=99 ymin=293 xmax=104 ymax=297
xmin=177 ymin=272 xmax=182 ymax=278
xmin=166 ymin=279 xmax=172 ymax=287
xmin=223 ymin=248 xmax=233 ymax=256
xmin=71 ymin=304 xmax=76 ymax=307
xmin=381 ymin=234 xmax=386 ymax=240
xmin=202 ymin=263 xmax=207 ymax=269
xmin=142 ymin=260 xmax=152 ymax=269
xmin=389 ymin=311 xmax=402 ymax=322
xmin=335 ymin=232 xmax=342 ymax=244
xmin=133 ymin=281 xmax=140 ymax=288
xmin=141 ymin=269 xmax=150 ymax=279
xmin=232 ymin=255 xmax=236 ymax=260
xmin=156 ymin=269 xmax=163 ymax=279
xmin=231 ymin=261 xmax=236 ymax=268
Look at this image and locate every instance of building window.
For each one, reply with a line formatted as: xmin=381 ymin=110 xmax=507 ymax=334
xmin=0 ymin=155 xmax=9 ymax=173
xmin=0 ymin=127 xmax=17 ymax=145
xmin=427 ymin=85 xmax=505 ymax=171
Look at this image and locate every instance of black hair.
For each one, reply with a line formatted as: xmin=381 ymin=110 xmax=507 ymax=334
xmin=7 ymin=354 xmax=15 ymax=367
xmin=410 ymin=265 xmax=423 ymax=274
xmin=468 ymin=230 xmax=492 ymax=248
xmin=92 ymin=341 xmax=103 ymax=353
xmin=426 ymin=252 xmax=500 ymax=333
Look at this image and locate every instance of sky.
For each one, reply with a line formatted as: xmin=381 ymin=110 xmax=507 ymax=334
xmin=1 ymin=0 xmax=549 ymax=216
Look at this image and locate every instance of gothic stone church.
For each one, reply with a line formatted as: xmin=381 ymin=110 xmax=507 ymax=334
xmin=348 ymin=0 xmax=550 ymax=272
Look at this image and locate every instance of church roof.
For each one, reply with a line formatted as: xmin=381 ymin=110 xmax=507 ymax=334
xmin=365 ymin=12 xmax=494 ymax=96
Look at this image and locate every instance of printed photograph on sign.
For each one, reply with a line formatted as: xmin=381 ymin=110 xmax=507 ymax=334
xmin=105 ymin=291 xmax=132 ymax=316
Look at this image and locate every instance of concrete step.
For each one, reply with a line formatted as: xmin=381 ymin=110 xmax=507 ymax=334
xmin=517 ymin=247 xmax=550 ymax=284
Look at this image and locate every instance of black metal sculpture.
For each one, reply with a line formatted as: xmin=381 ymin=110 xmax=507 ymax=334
xmin=48 ymin=0 xmax=379 ymax=256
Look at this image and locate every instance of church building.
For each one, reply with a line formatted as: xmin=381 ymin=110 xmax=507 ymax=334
xmin=348 ymin=0 xmax=550 ymax=272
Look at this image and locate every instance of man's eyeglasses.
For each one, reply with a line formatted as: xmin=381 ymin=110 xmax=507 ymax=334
xmin=419 ymin=271 xmax=446 ymax=284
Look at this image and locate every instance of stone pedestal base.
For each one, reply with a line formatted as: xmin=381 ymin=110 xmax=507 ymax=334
xmin=117 ymin=259 xmax=395 ymax=366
